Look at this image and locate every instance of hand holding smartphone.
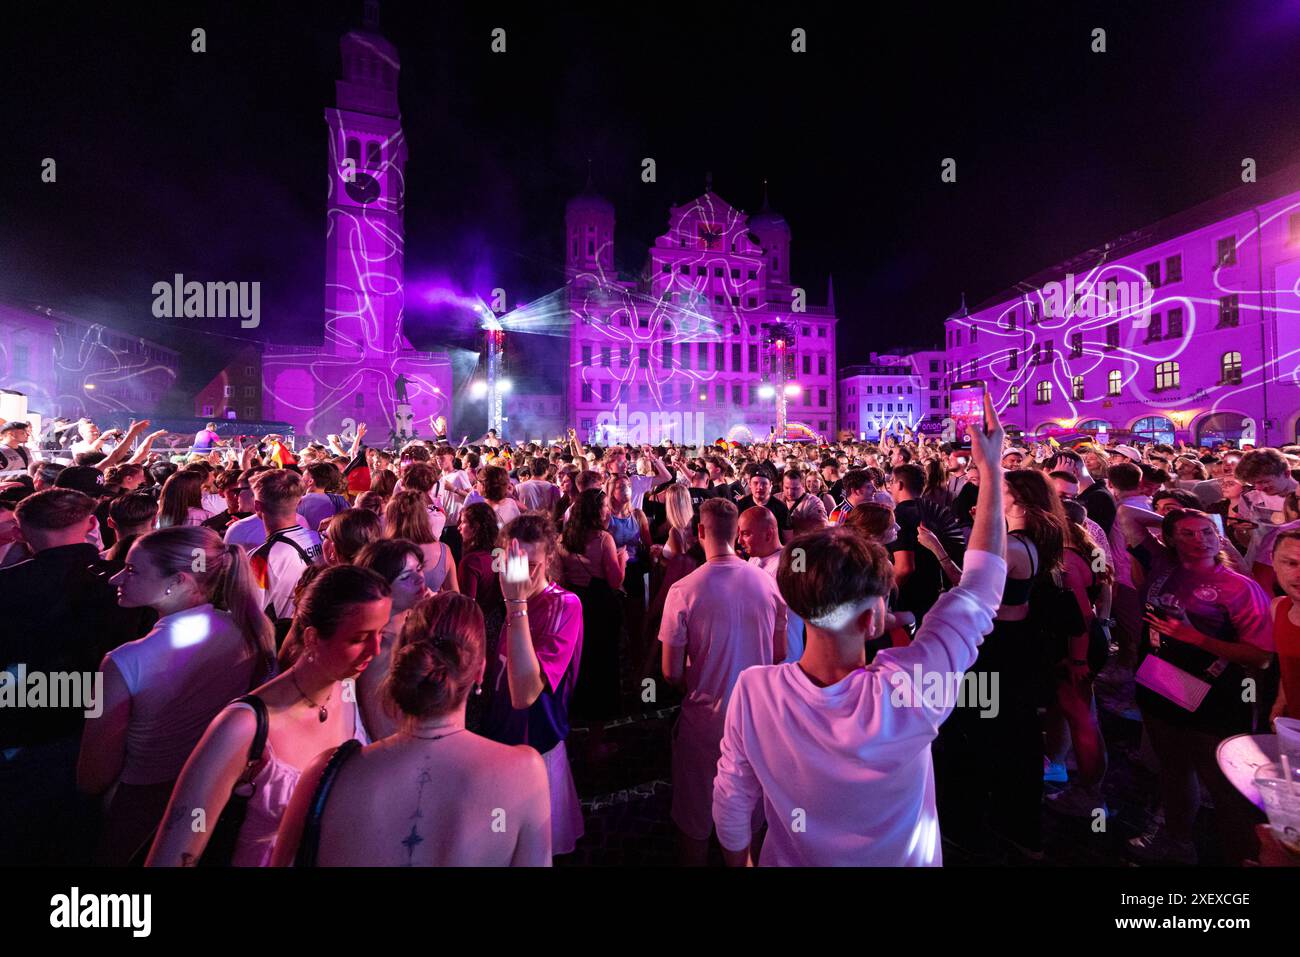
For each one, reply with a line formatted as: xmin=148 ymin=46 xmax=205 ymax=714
xmin=949 ymin=380 xmax=987 ymax=450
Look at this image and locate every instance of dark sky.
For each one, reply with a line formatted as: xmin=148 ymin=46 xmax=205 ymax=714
xmin=5 ymin=0 xmax=1300 ymax=389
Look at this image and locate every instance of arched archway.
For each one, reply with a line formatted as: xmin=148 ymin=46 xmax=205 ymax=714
xmin=1195 ymin=411 xmax=1250 ymax=448
xmin=1130 ymin=414 xmax=1175 ymax=445
xmin=1076 ymin=418 xmax=1111 ymax=435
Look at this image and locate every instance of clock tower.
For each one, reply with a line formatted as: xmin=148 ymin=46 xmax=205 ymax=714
xmin=263 ymin=3 xmax=452 ymax=442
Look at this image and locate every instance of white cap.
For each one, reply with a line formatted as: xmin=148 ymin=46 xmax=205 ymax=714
xmin=1112 ymin=444 xmax=1142 ymax=463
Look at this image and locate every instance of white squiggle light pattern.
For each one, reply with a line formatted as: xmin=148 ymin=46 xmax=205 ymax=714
xmin=263 ymin=114 xmax=449 ymax=438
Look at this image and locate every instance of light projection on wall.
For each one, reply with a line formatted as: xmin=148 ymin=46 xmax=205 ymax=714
xmin=949 ymin=196 xmax=1300 ymax=440
xmin=566 ymin=192 xmax=802 ymax=442
xmin=53 ymin=322 xmax=176 ymax=419
xmin=262 ymin=112 xmax=450 ymax=440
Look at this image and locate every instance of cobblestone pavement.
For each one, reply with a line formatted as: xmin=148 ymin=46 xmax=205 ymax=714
xmin=554 ymin=655 xmax=1240 ymax=867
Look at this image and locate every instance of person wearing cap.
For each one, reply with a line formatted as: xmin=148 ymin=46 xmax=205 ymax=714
xmin=1001 ymin=448 xmax=1026 ymax=470
xmin=1111 ymin=444 xmax=1143 ymax=465
xmin=0 ymin=422 xmax=33 ymax=479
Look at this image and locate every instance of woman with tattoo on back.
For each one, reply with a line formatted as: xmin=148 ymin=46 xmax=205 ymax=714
xmin=145 ymin=565 xmax=391 ymax=866
xmin=272 ymin=591 xmax=550 ymax=866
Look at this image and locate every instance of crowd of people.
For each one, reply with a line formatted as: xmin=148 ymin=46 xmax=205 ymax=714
xmin=1 ymin=407 xmax=1298 ymax=867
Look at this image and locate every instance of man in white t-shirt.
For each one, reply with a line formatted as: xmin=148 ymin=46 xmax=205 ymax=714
xmin=659 ymin=497 xmax=786 ymax=865
xmin=435 ymin=446 xmax=473 ymax=521
xmin=711 ymin=394 xmax=1007 ymax=867
xmin=244 ymin=469 xmax=322 ymax=620
xmin=738 ymin=505 xmax=803 ymax=663
xmin=515 ymin=457 xmax=561 ymax=513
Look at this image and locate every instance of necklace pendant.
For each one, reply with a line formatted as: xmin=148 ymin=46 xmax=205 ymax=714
xmin=319 ymin=706 xmax=328 ymax=723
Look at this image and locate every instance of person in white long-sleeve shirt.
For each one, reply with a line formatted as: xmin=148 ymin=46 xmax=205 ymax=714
xmin=712 ymin=394 xmax=1008 ymax=866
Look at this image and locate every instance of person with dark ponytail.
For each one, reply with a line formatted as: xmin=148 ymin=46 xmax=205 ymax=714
xmin=272 ymin=592 xmax=551 ymax=866
xmin=933 ymin=468 xmax=1068 ymax=861
xmin=79 ymin=526 xmax=275 ymax=864
xmin=146 ymin=565 xmax=390 ymax=866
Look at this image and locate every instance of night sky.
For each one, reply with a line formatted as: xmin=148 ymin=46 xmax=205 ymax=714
xmin=5 ymin=0 xmax=1300 ymax=392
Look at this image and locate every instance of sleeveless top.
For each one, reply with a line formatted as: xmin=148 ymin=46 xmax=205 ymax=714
xmin=228 ymin=699 xmax=371 ymax=867
xmin=608 ymin=513 xmax=641 ymax=563
xmin=1002 ymin=530 xmax=1037 ymax=606
xmin=106 ymin=604 xmax=260 ymax=786
xmin=423 ymin=542 xmax=450 ymax=591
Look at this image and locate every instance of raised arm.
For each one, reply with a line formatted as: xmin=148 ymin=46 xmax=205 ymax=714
xmin=500 ymin=539 xmax=546 ymax=708
xmin=97 ymin=420 xmax=149 ymax=472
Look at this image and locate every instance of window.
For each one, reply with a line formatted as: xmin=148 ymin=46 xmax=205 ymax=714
xmin=1070 ymin=332 xmax=1082 ymax=358
xmin=818 ymin=327 xmax=826 ymax=337
xmin=223 ymin=385 xmax=233 ymax=397
xmin=955 ymin=329 xmax=962 ymax=347
xmin=1154 ymin=361 xmax=1180 ymax=391
xmin=639 ymin=384 xmax=649 ymax=401
xmin=748 ymin=344 xmax=758 ymax=370
xmin=732 ymin=384 xmax=742 ymax=405
xmin=1030 ymin=302 xmax=1040 ymax=324
xmin=971 ymin=327 xmax=978 ymax=344
xmin=582 ymin=345 xmax=592 ymax=367
xmin=638 ymin=347 xmax=649 ymax=367
xmin=1145 ymin=312 xmax=1162 ymax=341
xmin=1009 ymin=386 xmax=1019 ymax=407
xmin=619 ymin=346 xmax=630 ymax=367
xmin=600 ymin=346 xmax=611 ymax=367
xmin=818 ymin=355 xmax=827 ymax=375
xmin=930 ymin=396 xmax=939 ymax=409
xmin=600 ymin=383 xmax=610 ymax=403
xmin=662 ymin=342 xmax=674 ymax=369
xmin=930 ymin=360 xmax=939 ymax=372
xmin=1105 ymin=323 xmax=1119 ymax=350
xmin=1036 ymin=381 xmax=1052 ymax=404
xmin=732 ymin=343 xmax=741 ymax=371
xmin=1164 ymin=254 xmax=1182 ymax=283
xmin=582 ymin=383 xmax=592 ymax=402
xmin=1072 ymin=376 xmax=1085 ymax=400
xmin=1291 ymin=212 xmax=1300 ymax=244
xmin=1217 ymin=236 xmax=1237 ymax=266
xmin=1166 ymin=307 xmax=1183 ymax=338
xmin=731 ymin=268 xmax=740 ymax=280
xmin=1145 ymin=261 xmax=1161 ymax=288
xmin=661 ymin=263 xmax=671 ymax=274
xmin=930 ymin=378 xmax=939 ymax=389
xmin=866 ymin=385 xmax=874 ymax=394
xmin=1006 ymin=309 xmax=1017 ymax=330
xmin=244 ymin=365 xmax=255 ymax=376
xmin=243 ymin=386 xmax=255 ymax=397
xmin=819 ymin=389 xmax=827 ymax=407
xmin=802 ymin=355 xmax=811 ymax=376
xmin=714 ymin=267 xmax=724 ymax=277
xmin=1108 ymin=370 xmax=1122 ymax=396
xmin=1221 ymin=351 xmax=1242 ymax=385
xmin=1218 ymin=295 xmax=1239 ymax=328
xmin=747 ymin=297 xmax=757 ymax=308
xmin=201 ymin=404 xmax=214 ymax=417
xmin=714 ymin=344 xmax=724 ymax=371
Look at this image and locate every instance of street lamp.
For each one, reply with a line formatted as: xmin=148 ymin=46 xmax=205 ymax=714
xmin=758 ymin=384 xmax=776 ymax=400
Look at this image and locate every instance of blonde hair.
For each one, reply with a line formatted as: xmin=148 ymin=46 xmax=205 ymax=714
xmin=664 ymin=484 xmax=694 ymax=533
xmin=132 ymin=526 xmax=274 ymax=671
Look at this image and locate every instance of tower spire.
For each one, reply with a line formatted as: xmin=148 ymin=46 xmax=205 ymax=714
xmin=705 ymin=170 xmax=713 ymax=194
xmin=761 ymin=178 xmax=770 ymax=212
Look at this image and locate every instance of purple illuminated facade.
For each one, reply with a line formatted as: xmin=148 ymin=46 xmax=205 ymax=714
xmin=937 ymin=168 xmax=1300 ymax=447
xmin=565 ymin=185 xmax=838 ymax=445
xmin=263 ymin=14 xmax=451 ymax=444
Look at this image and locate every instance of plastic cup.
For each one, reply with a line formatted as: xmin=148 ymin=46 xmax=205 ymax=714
xmin=1254 ymin=763 xmax=1300 ymax=855
xmin=1276 ymin=717 xmax=1300 ymax=765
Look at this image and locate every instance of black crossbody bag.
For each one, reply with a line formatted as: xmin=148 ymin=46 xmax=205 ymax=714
xmin=293 ymin=739 xmax=362 ymax=867
xmin=198 ymin=694 xmax=270 ymax=867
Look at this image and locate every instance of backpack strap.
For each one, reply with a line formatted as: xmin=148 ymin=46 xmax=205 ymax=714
xmin=294 ymin=738 xmax=362 ymax=867
xmin=230 ymin=694 xmax=270 ymax=791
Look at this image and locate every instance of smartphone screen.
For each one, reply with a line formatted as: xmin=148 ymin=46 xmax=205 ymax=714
xmin=1208 ymin=513 xmax=1225 ymax=536
xmin=949 ymin=380 xmax=986 ymax=449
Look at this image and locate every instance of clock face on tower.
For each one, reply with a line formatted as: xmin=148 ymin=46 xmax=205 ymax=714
xmin=346 ymin=172 xmax=381 ymax=205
